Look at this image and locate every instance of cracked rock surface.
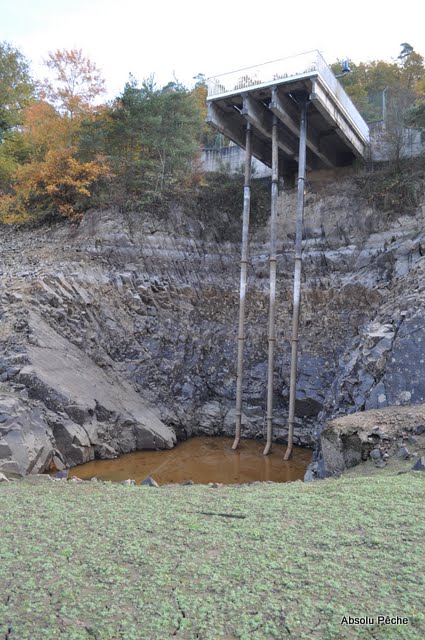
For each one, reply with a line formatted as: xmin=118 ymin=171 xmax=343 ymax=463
xmin=0 ymin=173 xmax=425 ymax=475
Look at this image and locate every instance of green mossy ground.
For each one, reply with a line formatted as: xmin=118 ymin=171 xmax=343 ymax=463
xmin=1 ymin=474 xmax=424 ymax=639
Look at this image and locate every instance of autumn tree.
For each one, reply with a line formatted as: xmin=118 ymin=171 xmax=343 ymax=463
xmin=42 ymin=48 xmax=106 ymax=145
xmin=331 ymin=58 xmax=401 ymax=121
xmin=332 ymin=45 xmax=425 ymax=123
xmin=21 ymin=100 xmax=69 ymax=158
xmin=0 ymin=147 xmax=110 ymax=223
xmin=0 ymin=47 xmax=109 ymax=222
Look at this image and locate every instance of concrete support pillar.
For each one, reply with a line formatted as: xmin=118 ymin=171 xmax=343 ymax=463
xmin=233 ymin=124 xmax=253 ymax=450
xmin=263 ymin=116 xmax=279 ymax=456
xmin=284 ymin=99 xmax=308 ymax=460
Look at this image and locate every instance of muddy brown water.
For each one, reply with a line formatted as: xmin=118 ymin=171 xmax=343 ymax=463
xmin=71 ymin=437 xmax=311 ymax=485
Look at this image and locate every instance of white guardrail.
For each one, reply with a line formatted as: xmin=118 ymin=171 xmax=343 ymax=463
xmin=207 ymin=50 xmax=369 ymax=142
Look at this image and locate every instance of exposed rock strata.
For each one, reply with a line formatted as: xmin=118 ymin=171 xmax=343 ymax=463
xmin=0 ymin=172 xmax=424 ymax=475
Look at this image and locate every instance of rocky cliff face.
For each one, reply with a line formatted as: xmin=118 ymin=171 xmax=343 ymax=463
xmin=0 ymin=168 xmax=424 ymax=475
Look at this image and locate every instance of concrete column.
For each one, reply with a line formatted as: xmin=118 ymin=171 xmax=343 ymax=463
xmin=263 ymin=116 xmax=279 ymax=456
xmin=284 ymin=99 xmax=308 ymax=460
xmin=233 ymin=124 xmax=253 ymax=450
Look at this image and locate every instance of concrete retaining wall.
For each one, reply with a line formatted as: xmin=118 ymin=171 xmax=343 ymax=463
xmin=369 ymin=121 xmax=425 ymax=163
xmin=202 ymin=146 xmax=271 ymax=177
xmin=202 ymin=124 xmax=424 ymax=175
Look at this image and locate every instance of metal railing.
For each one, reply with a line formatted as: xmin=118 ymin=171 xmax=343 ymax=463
xmin=207 ymin=50 xmax=369 ymax=142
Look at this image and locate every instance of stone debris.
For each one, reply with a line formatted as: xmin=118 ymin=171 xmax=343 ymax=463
xmin=411 ymin=456 xmax=425 ymax=471
xmin=397 ymin=446 xmax=410 ymax=460
xmin=140 ymin=476 xmax=159 ymax=487
xmin=374 ymin=459 xmax=387 ymax=469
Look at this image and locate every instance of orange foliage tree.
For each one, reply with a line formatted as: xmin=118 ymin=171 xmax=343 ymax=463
xmin=42 ymin=48 xmax=106 ymax=145
xmin=1 ymin=147 xmax=109 ymax=222
xmin=21 ymin=101 xmax=69 ymax=157
xmin=0 ymin=49 xmax=110 ymax=223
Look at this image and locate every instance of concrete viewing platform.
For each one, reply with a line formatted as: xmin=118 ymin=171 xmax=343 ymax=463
xmin=205 ymin=51 xmax=370 ymax=458
xmin=206 ymin=50 xmax=369 ymax=176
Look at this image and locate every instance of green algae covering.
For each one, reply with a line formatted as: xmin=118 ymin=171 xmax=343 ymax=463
xmin=1 ymin=473 xmax=424 ymax=639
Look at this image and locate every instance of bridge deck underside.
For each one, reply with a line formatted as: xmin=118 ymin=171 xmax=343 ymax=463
xmin=206 ymin=74 xmax=369 ymax=178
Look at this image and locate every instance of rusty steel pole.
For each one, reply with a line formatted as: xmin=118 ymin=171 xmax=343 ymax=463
xmin=263 ymin=116 xmax=279 ymax=456
xmin=284 ymin=99 xmax=308 ymax=461
xmin=233 ymin=123 xmax=253 ymax=450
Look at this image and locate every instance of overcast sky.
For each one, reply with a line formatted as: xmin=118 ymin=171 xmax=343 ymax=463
xmin=3 ymin=0 xmax=424 ymax=99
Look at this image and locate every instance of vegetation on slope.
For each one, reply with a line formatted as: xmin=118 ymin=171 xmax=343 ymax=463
xmin=0 ymin=41 xmax=424 ymax=224
xmin=1 ymin=474 xmax=424 ymax=639
xmin=331 ymin=43 xmax=425 ymax=123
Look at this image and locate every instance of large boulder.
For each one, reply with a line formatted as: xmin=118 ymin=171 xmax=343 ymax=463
xmin=0 ymin=394 xmax=53 ymax=476
xmin=20 ymin=313 xmax=176 ymax=454
xmin=320 ymin=404 xmax=425 ymax=476
xmin=0 ymin=312 xmax=176 ymax=475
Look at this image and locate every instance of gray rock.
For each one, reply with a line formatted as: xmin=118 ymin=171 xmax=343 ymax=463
xmin=0 ymin=396 xmax=53 ymax=476
xmin=94 ymin=443 xmax=117 ymax=459
xmin=304 ymin=461 xmax=318 ymax=482
xmin=120 ymin=479 xmax=135 ymax=486
xmin=397 ymin=446 xmax=410 ymax=459
xmin=411 ymin=456 xmax=425 ymax=471
xmin=21 ymin=474 xmax=53 ymax=483
xmin=54 ymin=471 xmax=68 ymax=479
xmin=0 ymin=472 xmax=10 ymax=482
xmin=374 ymin=459 xmax=387 ymax=469
xmin=19 ymin=313 xmax=176 ymax=459
xmin=370 ymin=448 xmax=382 ymax=460
xmin=181 ymin=479 xmax=194 ymax=486
xmin=320 ymin=428 xmax=362 ymax=475
xmin=51 ymin=453 xmax=66 ymax=471
xmin=0 ymin=460 xmax=23 ymax=476
xmin=0 ymin=439 xmax=12 ymax=458
xmin=414 ymin=425 xmax=425 ymax=435
xmin=320 ymin=406 xmax=425 ymax=476
xmin=140 ymin=476 xmax=159 ymax=487
xmin=198 ymin=401 xmax=225 ymax=435
xmin=51 ymin=418 xmax=93 ymax=465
